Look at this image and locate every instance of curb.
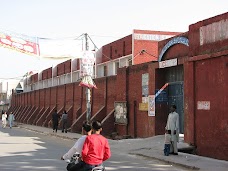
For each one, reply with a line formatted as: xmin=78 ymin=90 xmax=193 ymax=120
xmin=130 ymin=152 xmax=200 ymax=170
xmin=18 ymin=125 xmax=77 ymax=140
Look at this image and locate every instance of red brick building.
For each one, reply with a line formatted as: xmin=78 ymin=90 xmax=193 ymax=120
xmin=10 ymin=13 xmax=228 ymax=160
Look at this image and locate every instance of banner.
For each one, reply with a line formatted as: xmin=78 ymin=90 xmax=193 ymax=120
xmin=0 ymin=30 xmax=39 ymax=56
xmin=80 ymin=51 xmax=95 ymax=77
xmin=38 ymin=38 xmax=82 ymax=58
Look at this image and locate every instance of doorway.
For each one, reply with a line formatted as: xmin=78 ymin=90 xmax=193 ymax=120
xmin=165 ymin=65 xmax=184 ymax=134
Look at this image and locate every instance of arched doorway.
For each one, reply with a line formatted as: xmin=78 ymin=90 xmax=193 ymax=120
xmin=157 ymin=37 xmax=189 ymax=134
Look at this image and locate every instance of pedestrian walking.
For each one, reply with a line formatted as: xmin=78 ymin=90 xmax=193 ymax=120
xmin=2 ymin=111 xmax=7 ymax=128
xmin=52 ymin=109 xmax=60 ymax=133
xmin=165 ymin=105 xmax=179 ymax=155
xmin=164 ymin=130 xmax=171 ymax=156
xmin=61 ymin=110 xmax=68 ymax=133
xmin=8 ymin=112 xmax=15 ymax=128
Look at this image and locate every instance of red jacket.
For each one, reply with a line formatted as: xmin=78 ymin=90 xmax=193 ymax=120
xmin=82 ymin=134 xmax=111 ymax=165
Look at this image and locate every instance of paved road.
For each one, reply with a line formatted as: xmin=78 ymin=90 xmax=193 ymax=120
xmin=0 ymin=126 xmax=191 ymax=171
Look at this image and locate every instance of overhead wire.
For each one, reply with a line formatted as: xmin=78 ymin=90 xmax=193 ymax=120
xmin=87 ymin=34 xmax=111 ymax=60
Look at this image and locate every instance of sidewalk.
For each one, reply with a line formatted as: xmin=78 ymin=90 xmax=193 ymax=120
xmin=17 ymin=123 xmax=228 ymax=171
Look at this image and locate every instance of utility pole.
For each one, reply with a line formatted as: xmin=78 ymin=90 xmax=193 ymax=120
xmin=85 ymin=33 xmax=91 ymax=121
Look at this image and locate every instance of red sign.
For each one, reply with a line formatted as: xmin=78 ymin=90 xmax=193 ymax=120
xmin=0 ymin=31 xmax=39 ymax=56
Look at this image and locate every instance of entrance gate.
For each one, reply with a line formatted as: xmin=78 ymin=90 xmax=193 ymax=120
xmin=167 ymin=82 xmax=184 ymax=134
xmin=165 ymin=65 xmax=184 ymax=134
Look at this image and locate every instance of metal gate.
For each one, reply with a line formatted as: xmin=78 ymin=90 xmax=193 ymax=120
xmin=165 ymin=65 xmax=184 ymax=134
xmin=168 ymin=82 xmax=184 ymax=134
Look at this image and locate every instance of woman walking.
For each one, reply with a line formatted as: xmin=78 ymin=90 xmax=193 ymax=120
xmin=2 ymin=111 xmax=7 ymax=128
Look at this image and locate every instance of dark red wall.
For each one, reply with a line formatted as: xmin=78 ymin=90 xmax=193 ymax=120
xmin=189 ymin=12 xmax=228 ymax=57
xmin=64 ymin=60 xmax=71 ymax=74
xmin=106 ymin=76 xmax=117 ymax=113
xmin=93 ymin=78 xmax=106 ymax=116
xmin=101 ymin=35 xmax=132 ymax=63
xmin=30 ymin=73 xmax=38 ymax=84
xmin=73 ymin=82 xmax=82 ymax=120
xmin=57 ymin=85 xmax=65 ymax=110
xmin=42 ymin=67 xmax=52 ymax=80
xmin=65 ymin=83 xmax=74 ymax=109
xmin=194 ymin=56 xmax=228 ymax=160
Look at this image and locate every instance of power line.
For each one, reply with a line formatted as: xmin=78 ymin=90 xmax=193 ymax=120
xmin=38 ymin=33 xmax=85 ymax=40
xmin=87 ymin=34 xmax=111 ymax=60
xmin=0 ymin=76 xmax=23 ymax=80
xmin=90 ymin=34 xmax=121 ymax=39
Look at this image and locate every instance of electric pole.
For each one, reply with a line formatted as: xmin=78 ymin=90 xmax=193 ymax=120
xmin=85 ymin=33 xmax=91 ymax=122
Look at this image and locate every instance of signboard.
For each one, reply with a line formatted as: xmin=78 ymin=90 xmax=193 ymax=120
xmin=142 ymin=97 xmax=148 ymax=103
xmin=80 ymin=51 xmax=95 ymax=77
xmin=142 ymin=73 xmax=149 ymax=97
xmin=142 ymin=85 xmax=149 ymax=97
xmin=114 ymin=101 xmax=128 ymax=125
xmin=134 ymin=33 xmax=175 ymax=41
xmin=142 ymin=73 xmax=149 ymax=86
xmin=0 ymin=31 xmax=39 ymax=56
xmin=159 ymin=58 xmax=177 ymax=68
xmin=139 ymin=103 xmax=148 ymax=111
xmin=197 ymin=101 xmax=210 ymax=110
xmin=148 ymin=95 xmax=155 ymax=116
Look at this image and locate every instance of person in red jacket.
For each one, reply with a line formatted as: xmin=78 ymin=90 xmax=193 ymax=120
xmin=81 ymin=120 xmax=111 ymax=170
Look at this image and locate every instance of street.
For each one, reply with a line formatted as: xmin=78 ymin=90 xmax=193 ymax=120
xmin=0 ymin=126 xmax=191 ymax=171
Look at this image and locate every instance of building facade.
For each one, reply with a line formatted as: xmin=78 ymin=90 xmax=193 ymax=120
xmin=9 ymin=13 xmax=228 ymax=160
xmin=0 ymin=79 xmax=22 ymax=111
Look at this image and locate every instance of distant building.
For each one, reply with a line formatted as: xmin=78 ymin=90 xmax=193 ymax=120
xmin=0 ymin=79 xmax=23 ymax=111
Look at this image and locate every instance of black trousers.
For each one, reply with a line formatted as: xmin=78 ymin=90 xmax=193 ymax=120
xmin=68 ymin=161 xmax=103 ymax=171
xmin=62 ymin=120 xmax=67 ymax=132
xmin=67 ymin=161 xmax=84 ymax=171
xmin=52 ymin=121 xmax=58 ymax=132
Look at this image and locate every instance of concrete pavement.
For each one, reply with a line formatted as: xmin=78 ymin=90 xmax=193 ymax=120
xmin=15 ymin=123 xmax=228 ymax=171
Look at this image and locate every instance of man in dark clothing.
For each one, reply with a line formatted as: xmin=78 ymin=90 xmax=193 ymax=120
xmin=52 ymin=109 xmax=59 ymax=133
xmin=62 ymin=110 xmax=68 ymax=133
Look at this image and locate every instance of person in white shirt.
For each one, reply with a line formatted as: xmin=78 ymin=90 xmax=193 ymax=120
xmin=165 ymin=105 xmax=179 ymax=155
xmin=2 ymin=111 xmax=7 ymax=128
xmin=61 ymin=121 xmax=92 ymax=171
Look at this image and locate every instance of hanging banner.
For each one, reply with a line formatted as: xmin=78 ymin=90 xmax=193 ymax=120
xmin=80 ymin=51 xmax=95 ymax=77
xmin=38 ymin=38 xmax=82 ymax=58
xmin=0 ymin=30 xmax=39 ymax=56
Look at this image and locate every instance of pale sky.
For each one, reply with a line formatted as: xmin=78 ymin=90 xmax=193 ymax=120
xmin=0 ymin=0 xmax=227 ymax=81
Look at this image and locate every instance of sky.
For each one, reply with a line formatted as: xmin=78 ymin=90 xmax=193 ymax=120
xmin=0 ymin=0 xmax=227 ymax=81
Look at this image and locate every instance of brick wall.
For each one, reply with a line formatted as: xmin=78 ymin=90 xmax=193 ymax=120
xmin=189 ymin=12 xmax=228 ymax=57
xmin=101 ymin=35 xmax=132 ymax=63
xmin=194 ymin=56 xmax=228 ymax=160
